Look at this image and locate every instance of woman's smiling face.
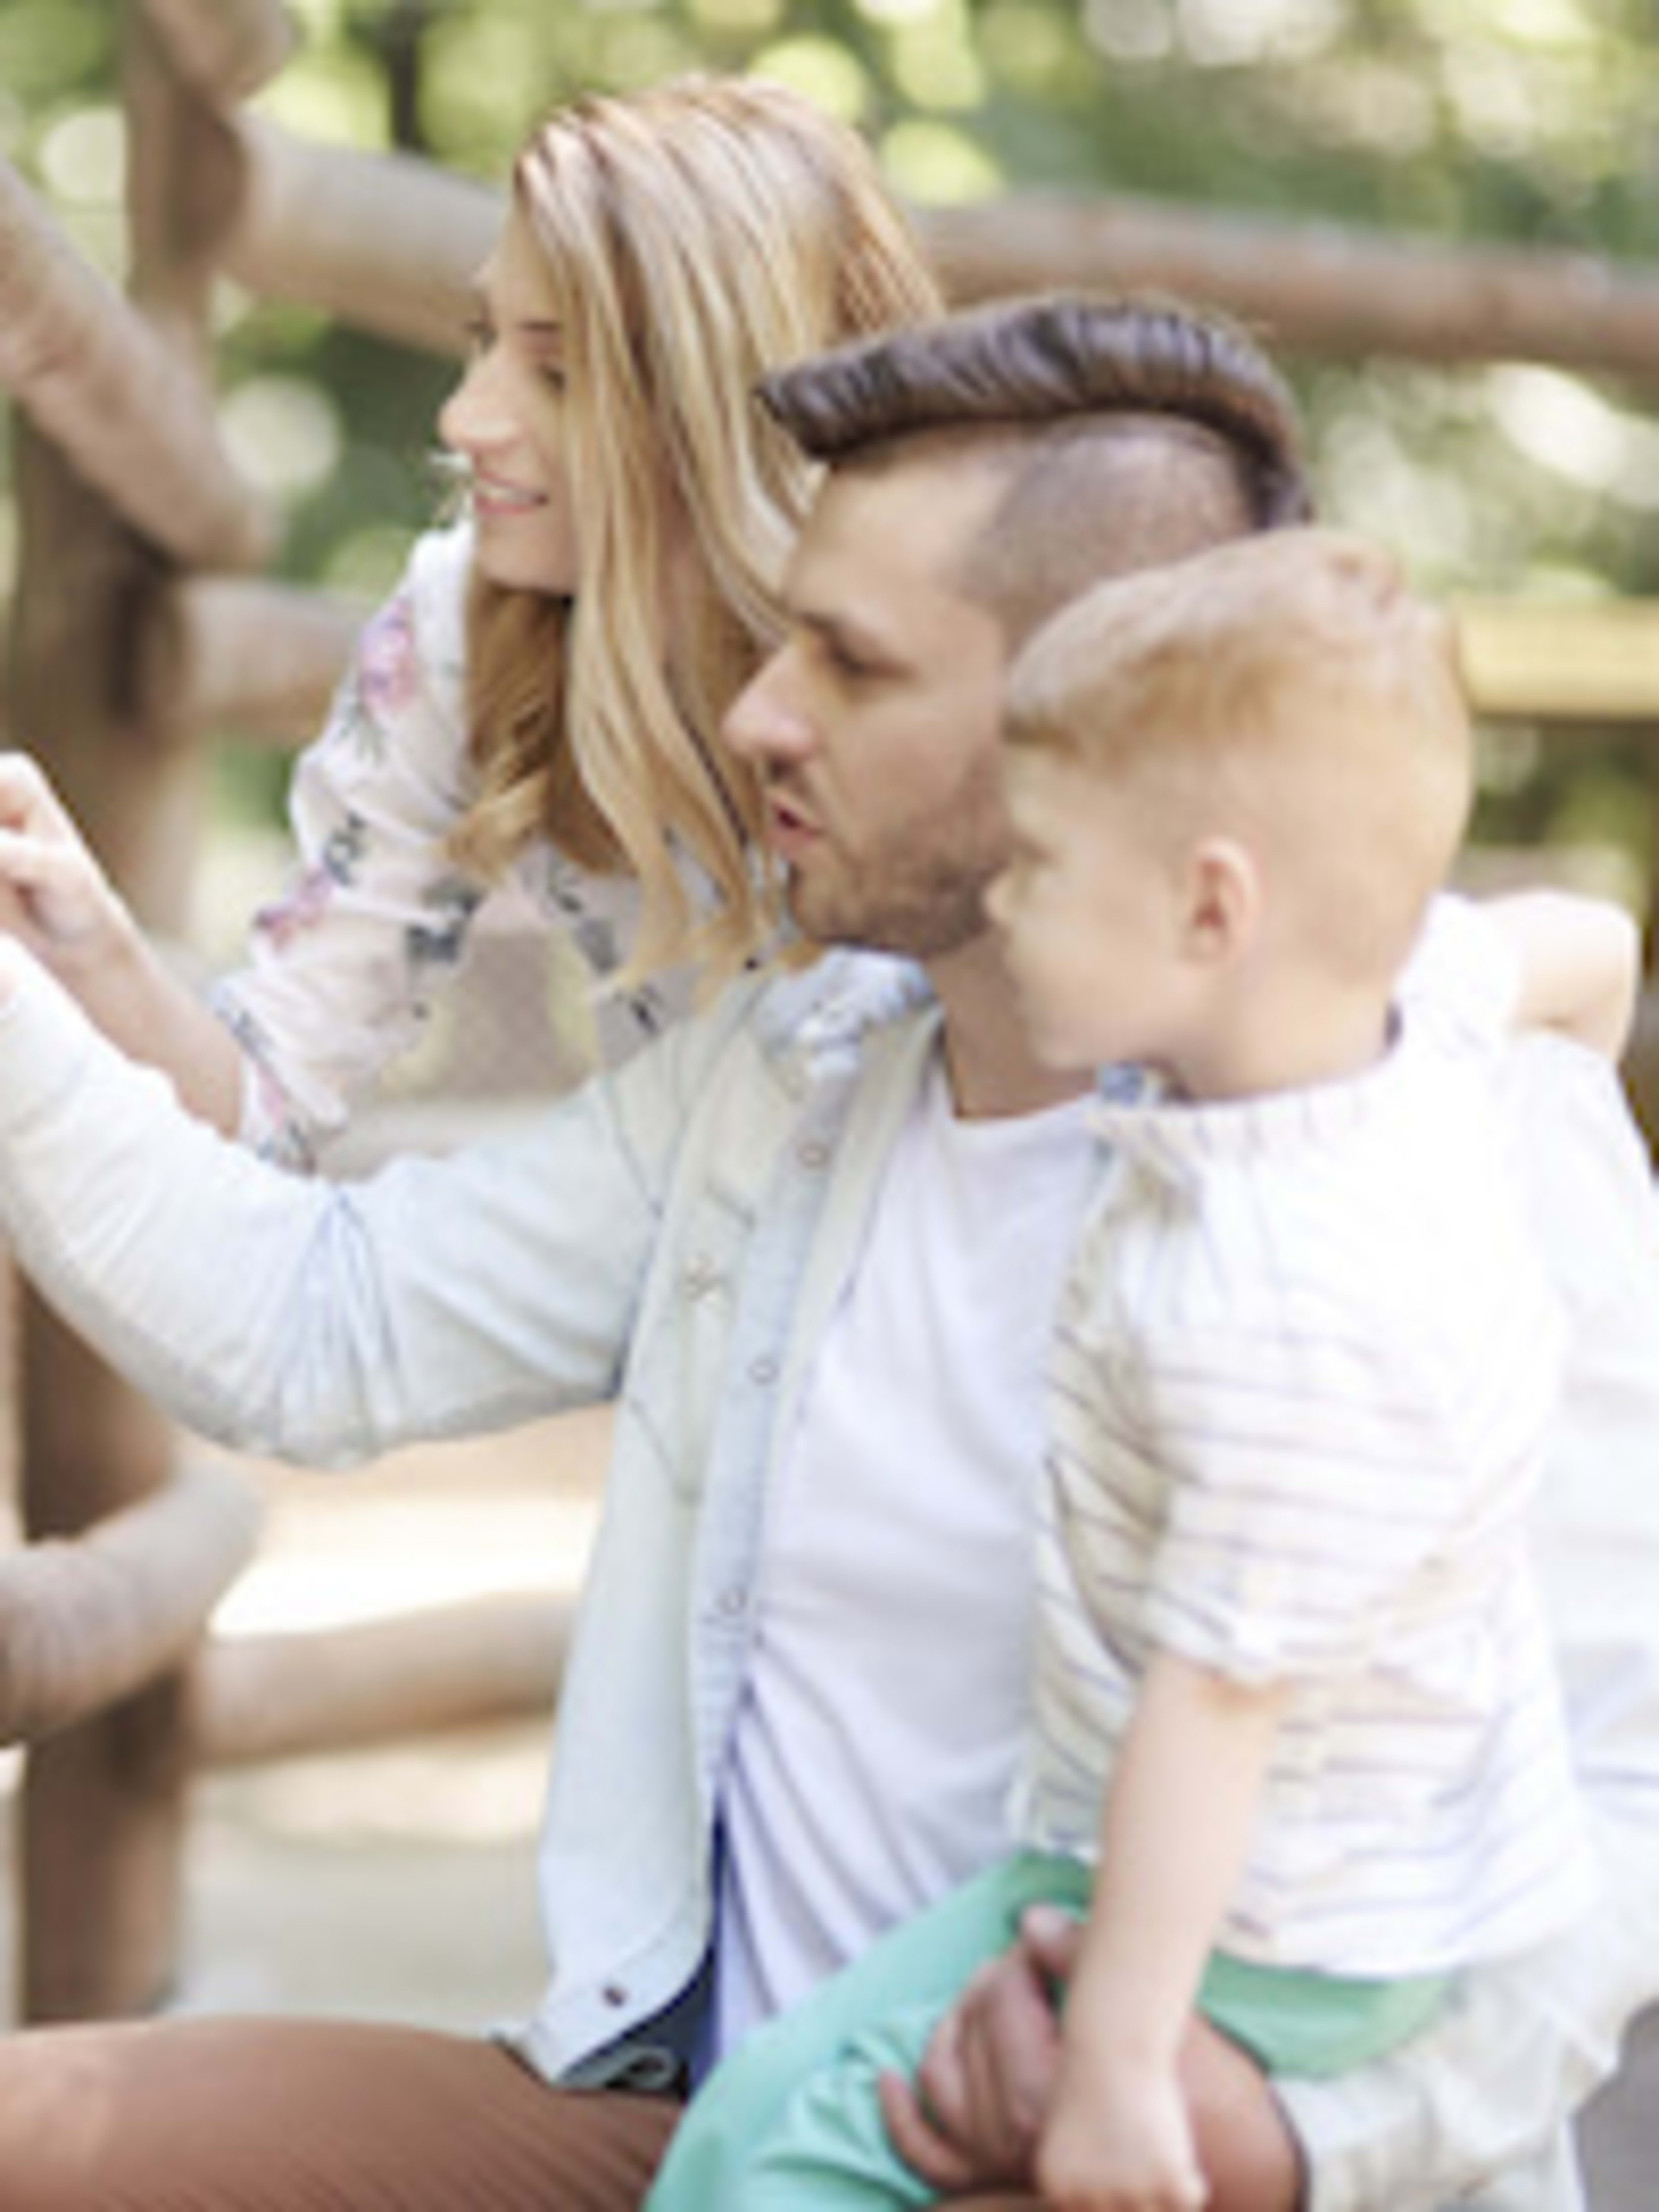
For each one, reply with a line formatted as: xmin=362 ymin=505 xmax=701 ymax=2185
xmin=439 ymin=212 xmax=580 ymax=598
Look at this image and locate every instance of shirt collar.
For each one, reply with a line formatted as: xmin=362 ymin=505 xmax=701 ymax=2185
xmin=759 ymin=950 xmax=935 ymax=1081
xmin=1087 ymin=1038 xmax=1403 ymax=1191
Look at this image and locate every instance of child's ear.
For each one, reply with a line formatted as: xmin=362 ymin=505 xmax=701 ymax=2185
xmin=1182 ymin=836 xmax=1260 ymax=964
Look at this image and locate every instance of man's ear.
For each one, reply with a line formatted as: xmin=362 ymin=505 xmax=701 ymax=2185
xmin=1182 ymin=836 xmax=1261 ymax=964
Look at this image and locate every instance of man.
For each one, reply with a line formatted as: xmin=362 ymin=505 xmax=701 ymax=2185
xmin=0 ymin=297 xmax=1649 ymax=2209
xmin=721 ymin=299 xmax=1659 ymax=2209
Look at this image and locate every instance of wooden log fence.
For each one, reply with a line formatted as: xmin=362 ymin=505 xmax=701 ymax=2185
xmin=0 ymin=0 xmax=1654 ymax=2024
xmin=224 ymin=117 xmax=1659 ymax=396
xmin=0 ymin=1464 xmax=260 ymax=1748
xmin=167 ymin=576 xmax=368 ymax=747
xmin=226 ymin=116 xmax=499 ymax=360
xmin=192 ymin=1591 xmax=572 ymax=1770
xmin=138 ymin=0 xmax=295 ymax=104
xmin=0 ymin=155 xmax=270 ymax=572
xmin=926 ymin=191 xmax=1659 ymax=383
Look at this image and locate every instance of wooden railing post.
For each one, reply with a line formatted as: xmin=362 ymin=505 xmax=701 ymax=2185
xmin=5 ymin=2 xmax=247 ymax=2023
xmin=6 ymin=423 xmax=202 ymax=2021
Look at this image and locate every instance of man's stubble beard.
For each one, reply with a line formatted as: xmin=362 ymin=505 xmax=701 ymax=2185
xmin=785 ymin=837 xmax=1002 ymax=963
xmin=780 ymin=744 xmax=1012 ymax=960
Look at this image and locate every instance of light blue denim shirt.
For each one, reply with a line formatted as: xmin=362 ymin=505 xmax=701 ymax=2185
xmin=0 ymin=953 xmax=1653 ymax=2208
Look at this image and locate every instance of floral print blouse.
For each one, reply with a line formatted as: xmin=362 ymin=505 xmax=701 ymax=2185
xmin=211 ymin=522 xmax=686 ymax=1168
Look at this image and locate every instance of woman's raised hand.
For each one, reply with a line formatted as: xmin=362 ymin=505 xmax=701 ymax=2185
xmin=0 ymin=753 xmax=131 ymax=972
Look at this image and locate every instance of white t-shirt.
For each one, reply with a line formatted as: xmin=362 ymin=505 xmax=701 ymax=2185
xmin=710 ymin=1055 xmax=1093 ymax=2056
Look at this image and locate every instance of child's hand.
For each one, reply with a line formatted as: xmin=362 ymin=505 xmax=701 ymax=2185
xmin=1036 ymin=2050 xmax=1207 ymax=2212
xmin=0 ymin=754 xmax=130 ymax=972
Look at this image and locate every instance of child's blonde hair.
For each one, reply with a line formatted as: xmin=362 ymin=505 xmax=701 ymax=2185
xmin=449 ymin=74 xmax=942 ymax=979
xmin=1007 ymin=528 xmax=1474 ymax=983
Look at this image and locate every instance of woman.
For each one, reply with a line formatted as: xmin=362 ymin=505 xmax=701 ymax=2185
xmin=0 ymin=73 xmax=940 ymax=1163
xmin=0 ymin=75 xmax=945 ymax=2209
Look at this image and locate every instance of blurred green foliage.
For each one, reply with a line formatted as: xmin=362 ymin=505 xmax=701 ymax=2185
xmin=4 ymin=0 xmax=1657 ymax=879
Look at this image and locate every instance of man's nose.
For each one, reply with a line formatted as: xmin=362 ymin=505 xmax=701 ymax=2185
xmin=724 ymin=648 xmax=813 ymax=767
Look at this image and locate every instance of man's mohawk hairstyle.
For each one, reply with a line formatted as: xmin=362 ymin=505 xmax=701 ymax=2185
xmin=759 ymin=291 xmax=1312 ymax=531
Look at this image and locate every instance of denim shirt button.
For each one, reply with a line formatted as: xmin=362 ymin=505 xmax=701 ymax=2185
xmin=683 ymin=1255 xmax=718 ymax=1301
xmin=748 ymin=1355 xmax=779 ymax=1386
xmin=602 ymin=1983 xmax=628 ymax=2007
xmin=797 ymin=1140 xmax=829 ymax=1171
xmin=718 ymin=1586 xmax=748 ymax=1619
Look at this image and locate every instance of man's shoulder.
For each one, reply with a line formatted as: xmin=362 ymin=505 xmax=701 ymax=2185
xmin=619 ymin=949 xmax=935 ymax=1118
xmin=746 ymin=949 xmax=936 ymax=1067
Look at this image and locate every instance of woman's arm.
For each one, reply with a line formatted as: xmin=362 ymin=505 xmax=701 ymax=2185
xmin=1485 ymin=889 xmax=1642 ymax=1060
xmin=0 ymin=526 xmax=502 ymax=1166
xmin=208 ymin=522 xmax=496 ymax=1162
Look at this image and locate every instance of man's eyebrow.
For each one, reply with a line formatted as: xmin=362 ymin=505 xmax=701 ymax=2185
xmin=792 ymin=602 xmax=904 ymax=664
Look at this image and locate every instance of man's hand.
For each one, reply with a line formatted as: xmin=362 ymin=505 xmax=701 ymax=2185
xmin=878 ymin=1909 xmax=1067 ymax=2191
xmin=879 ymin=1906 xmax=1304 ymax=2212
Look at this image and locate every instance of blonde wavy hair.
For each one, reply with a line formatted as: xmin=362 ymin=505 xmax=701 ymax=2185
xmin=449 ymin=75 xmax=942 ymax=979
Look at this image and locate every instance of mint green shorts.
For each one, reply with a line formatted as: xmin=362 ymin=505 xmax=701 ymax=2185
xmin=645 ymin=1851 xmax=1448 ymax=2212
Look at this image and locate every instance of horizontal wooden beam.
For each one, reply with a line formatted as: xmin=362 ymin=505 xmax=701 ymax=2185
xmin=170 ymin=575 xmax=370 ymax=744
xmin=170 ymin=572 xmax=1659 ymax=750
xmin=1456 ymin=598 xmax=1659 ymax=724
xmin=923 ymin=193 xmax=1659 ymax=384
xmin=0 ymin=155 xmax=272 ymax=569
xmin=193 ymin=1591 xmax=566 ymax=1766
xmin=0 ymin=1464 xmax=261 ymax=1747
xmin=226 ymin=126 xmax=1659 ymax=385
xmin=226 ymin=118 xmax=496 ymax=359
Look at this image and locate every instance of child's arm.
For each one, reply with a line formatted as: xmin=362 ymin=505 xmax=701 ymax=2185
xmin=1485 ymin=889 xmax=1642 ymax=1061
xmin=1037 ymin=1649 xmax=1285 ymax=2212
